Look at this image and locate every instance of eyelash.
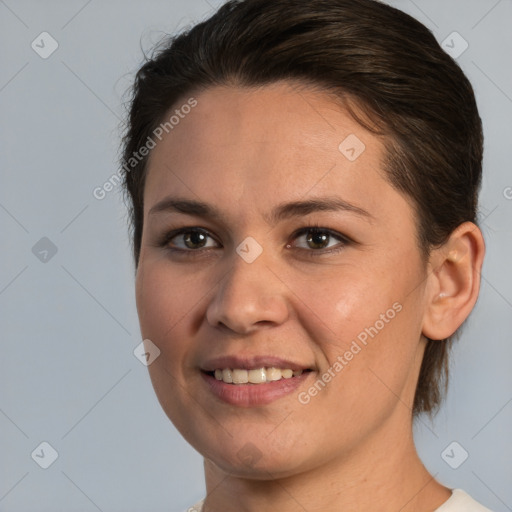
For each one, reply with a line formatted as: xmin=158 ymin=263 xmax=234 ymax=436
xmin=290 ymin=223 xmax=352 ymax=257
xmin=157 ymin=223 xmax=352 ymax=258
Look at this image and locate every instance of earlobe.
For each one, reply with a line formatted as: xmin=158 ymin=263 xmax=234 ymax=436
xmin=422 ymin=222 xmax=485 ymax=341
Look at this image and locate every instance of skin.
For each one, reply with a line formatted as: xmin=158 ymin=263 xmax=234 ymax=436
xmin=135 ymin=81 xmax=485 ymax=512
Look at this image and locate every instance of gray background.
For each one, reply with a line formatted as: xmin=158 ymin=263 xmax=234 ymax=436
xmin=1 ymin=0 xmax=511 ymax=511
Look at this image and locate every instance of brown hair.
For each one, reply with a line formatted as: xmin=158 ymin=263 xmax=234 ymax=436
xmin=121 ymin=0 xmax=483 ymax=415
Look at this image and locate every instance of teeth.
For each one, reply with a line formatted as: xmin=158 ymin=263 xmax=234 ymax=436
xmin=222 ymin=368 xmax=233 ymax=383
xmin=248 ymin=368 xmax=266 ymax=384
xmin=212 ymin=367 xmax=304 ymax=384
xmin=232 ymin=369 xmax=248 ymax=384
xmin=267 ymin=367 xmax=282 ymax=381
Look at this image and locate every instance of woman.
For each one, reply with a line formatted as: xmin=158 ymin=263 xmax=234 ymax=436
xmin=121 ymin=0 xmax=491 ymax=510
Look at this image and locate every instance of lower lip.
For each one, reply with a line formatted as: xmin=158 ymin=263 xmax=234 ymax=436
xmin=201 ymin=371 xmax=312 ymax=407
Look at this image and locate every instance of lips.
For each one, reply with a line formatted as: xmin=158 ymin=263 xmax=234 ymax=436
xmin=200 ymin=355 xmax=314 ymax=407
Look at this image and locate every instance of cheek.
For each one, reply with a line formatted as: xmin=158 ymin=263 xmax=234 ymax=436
xmin=290 ymin=263 xmax=424 ymax=403
xmin=135 ymin=262 xmax=198 ymax=359
xmin=135 ymin=263 xmax=203 ymax=430
xmin=291 ymin=266 xmax=403 ymax=350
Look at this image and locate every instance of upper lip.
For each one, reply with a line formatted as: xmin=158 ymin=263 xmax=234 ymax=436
xmin=201 ymin=355 xmax=312 ymax=372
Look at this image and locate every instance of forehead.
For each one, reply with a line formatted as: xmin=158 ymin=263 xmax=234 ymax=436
xmin=143 ymin=82 xmax=400 ymax=225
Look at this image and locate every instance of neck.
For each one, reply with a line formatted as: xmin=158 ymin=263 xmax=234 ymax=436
xmin=202 ymin=411 xmax=450 ymax=512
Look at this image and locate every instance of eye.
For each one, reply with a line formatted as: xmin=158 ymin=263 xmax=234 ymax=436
xmin=163 ymin=228 xmax=220 ymax=251
xmin=158 ymin=225 xmax=351 ymax=257
xmin=290 ymin=226 xmax=350 ymax=254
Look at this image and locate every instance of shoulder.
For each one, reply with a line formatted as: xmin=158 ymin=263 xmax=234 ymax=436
xmin=435 ymin=489 xmax=494 ymax=512
xmin=186 ymin=491 xmax=493 ymax=512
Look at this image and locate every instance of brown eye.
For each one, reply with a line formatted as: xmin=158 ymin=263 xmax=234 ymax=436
xmin=166 ymin=228 xmax=219 ymax=251
xmin=182 ymin=230 xmax=208 ymax=249
xmin=290 ymin=227 xmax=350 ymax=256
xmin=305 ymin=229 xmax=330 ymax=249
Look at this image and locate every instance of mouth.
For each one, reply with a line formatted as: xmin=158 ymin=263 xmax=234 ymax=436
xmin=204 ymin=367 xmax=311 ymax=384
xmin=200 ymin=357 xmax=314 ymax=407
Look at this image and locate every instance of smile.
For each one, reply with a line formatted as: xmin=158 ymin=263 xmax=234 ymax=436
xmin=211 ymin=367 xmax=305 ymax=384
xmin=202 ymin=368 xmax=312 ymax=407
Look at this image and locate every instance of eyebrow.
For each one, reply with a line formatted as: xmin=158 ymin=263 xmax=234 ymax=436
xmin=148 ymin=196 xmax=374 ymax=224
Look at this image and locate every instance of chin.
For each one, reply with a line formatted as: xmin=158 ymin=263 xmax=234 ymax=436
xmin=207 ymin=451 xmax=303 ymax=480
xmin=197 ymin=433 xmax=319 ymax=480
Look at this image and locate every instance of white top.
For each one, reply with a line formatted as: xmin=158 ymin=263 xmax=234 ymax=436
xmin=435 ymin=489 xmax=493 ymax=511
xmin=187 ymin=488 xmax=493 ymax=511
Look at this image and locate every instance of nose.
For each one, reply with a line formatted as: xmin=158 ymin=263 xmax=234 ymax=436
xmin=206 ymin=250 xmax=290 ymax=334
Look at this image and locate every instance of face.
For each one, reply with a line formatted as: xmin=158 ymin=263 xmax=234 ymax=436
xmin=135 ymin=82 xmax=431 ymax=478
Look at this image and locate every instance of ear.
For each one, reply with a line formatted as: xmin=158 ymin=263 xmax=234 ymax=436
xmin=422 ymin=222 xmax=485 ymax=341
